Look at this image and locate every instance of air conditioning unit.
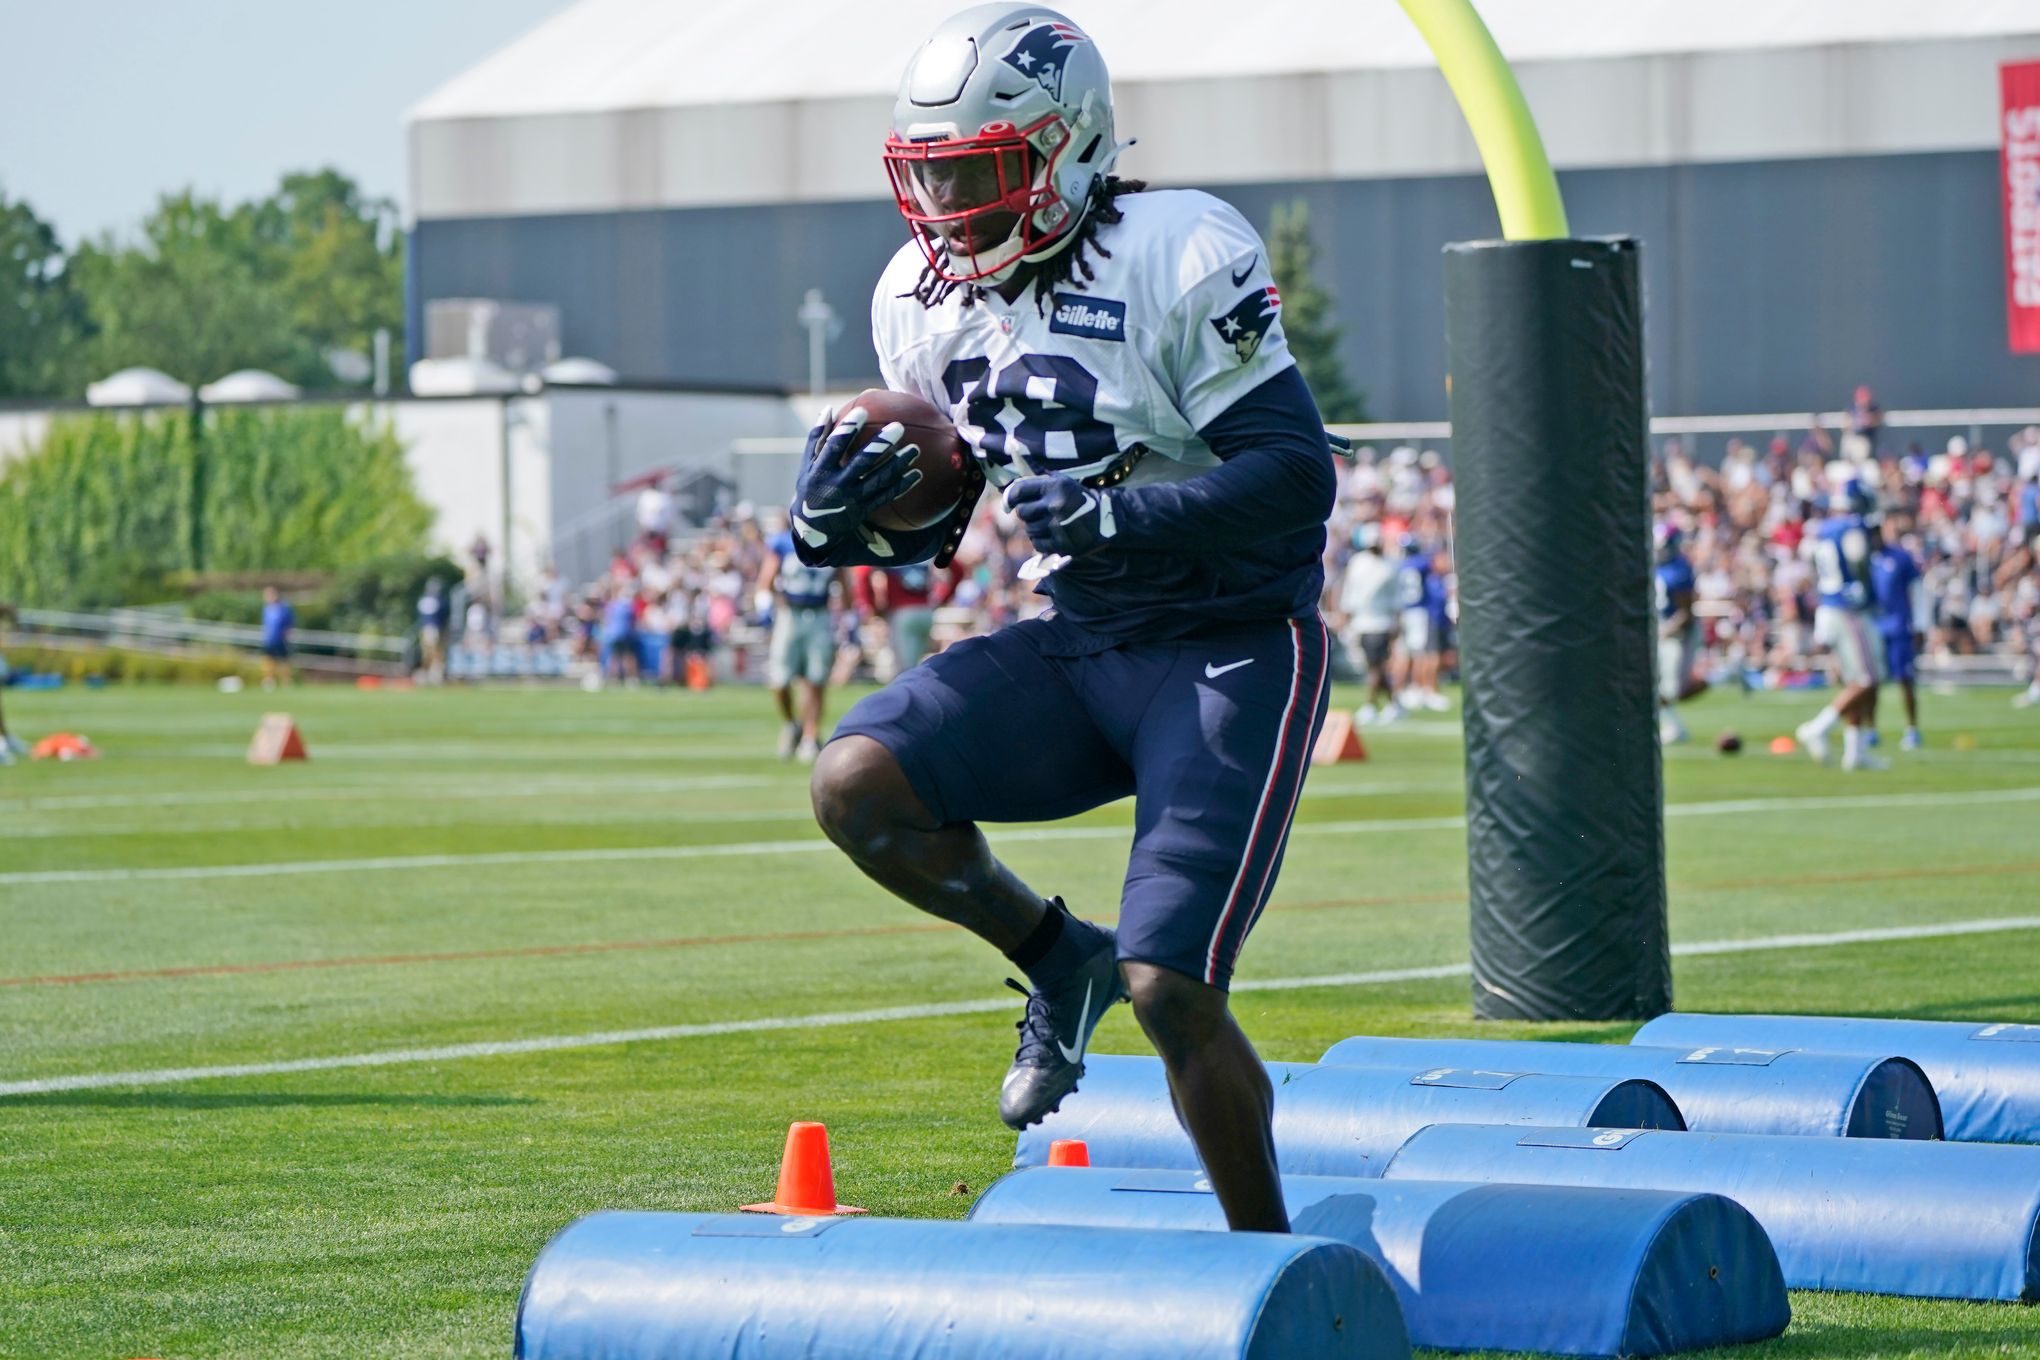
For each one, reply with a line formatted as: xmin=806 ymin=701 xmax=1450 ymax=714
xmin=424 ymin=299 xmax=562 ymax=374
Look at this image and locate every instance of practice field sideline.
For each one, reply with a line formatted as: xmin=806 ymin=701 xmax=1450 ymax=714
xmin=1 ymin=683 xmax=2037 ymax=1358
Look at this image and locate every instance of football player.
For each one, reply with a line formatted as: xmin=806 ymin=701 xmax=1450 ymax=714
xmin=1653 ymin=521 xmax=1706 ymax=744
xmin=791 ymin=3 xmax=1337 ymax=1233
xmin=1795 ymin=482 xmax=1886 ymax=771
xmin=757 ymin=516 xmax=840 ymax=762
xmin=1867 ymin=512 xmax=1926 ymax=749
xmin=1395 ymin=534 xmax=1450 ymax=712
xmin=1338 ymin=522 xmax=1401 ymax=724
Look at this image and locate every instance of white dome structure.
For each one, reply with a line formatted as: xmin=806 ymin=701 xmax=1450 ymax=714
xmin=85 ymin=368 xmax=192 ymax=407
xmin=540 ymin=357 xmax=621 ymax=386
xmin=407 ymin=355 xmax=521 ymax=397
xmin=198 ymin=370 xmax=302 ymax=403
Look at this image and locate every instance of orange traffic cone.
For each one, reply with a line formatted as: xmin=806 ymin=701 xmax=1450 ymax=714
xmin=1311 ymin=710 xmax=1367 ymax=764
xmin=1047 ymin=1139 xmax=1091 ymax=1168
xmin=741 ymin=1121 xmax=865 ymax=1216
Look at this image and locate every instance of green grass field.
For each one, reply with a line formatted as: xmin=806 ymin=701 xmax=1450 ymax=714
xmin=2 ymin=679 xmax=2038 ymax=1359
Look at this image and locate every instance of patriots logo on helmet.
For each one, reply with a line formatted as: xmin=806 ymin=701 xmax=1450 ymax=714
xmin=1210 ymin=286 xmax=1281 ymax=364
xmin=1001 ymin=21 xmax=1087 ymax=101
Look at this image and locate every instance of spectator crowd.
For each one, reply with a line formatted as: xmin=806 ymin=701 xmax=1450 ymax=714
xmin=454 ymin=395 xmax=2040 ymax=715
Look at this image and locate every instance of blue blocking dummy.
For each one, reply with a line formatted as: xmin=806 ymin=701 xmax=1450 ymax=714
xmin=1320 ymin=1034 xmax=1940 ymax=1139
xmin=1633 ymin=1012 xmax=2040 ymax=1143
xmin=1015 ymin=1055 xmax=1684 ymax=1175
xmin=515 ymin=1211 xmax=1410 ymax=1360
xmin=1383 ymin=1125 xmax=2040 ymax=1301
xmin=970 ymin=1167 xmax=1790 ymax=1358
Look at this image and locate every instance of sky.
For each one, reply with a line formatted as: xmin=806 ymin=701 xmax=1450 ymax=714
xmin=0 ymin=0 xmax=569 ymax=244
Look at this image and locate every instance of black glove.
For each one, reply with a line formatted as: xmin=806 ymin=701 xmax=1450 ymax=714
xmin=790 ymin=406 xmax=922 ymax=559
xmin=1004 ymin=474 xmax=1119 ymax=559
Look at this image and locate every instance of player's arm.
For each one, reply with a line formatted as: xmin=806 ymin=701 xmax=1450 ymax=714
xmin=1110 ymin=367 xmax=1336 ymax=550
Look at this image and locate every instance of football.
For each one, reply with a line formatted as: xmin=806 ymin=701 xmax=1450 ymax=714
xmin=840 ymin=388 xmax=974 ymax=531
xmin=1716 ymin=729 xmax=1744 ymax=755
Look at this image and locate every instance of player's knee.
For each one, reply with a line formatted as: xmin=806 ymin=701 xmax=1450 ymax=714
xmin=810 ymin=735 xmax=918 ymax=859
xmin=1123 ymin=962 xmax=1228 ymax=1058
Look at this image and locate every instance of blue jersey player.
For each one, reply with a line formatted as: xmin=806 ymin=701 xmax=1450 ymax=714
xmin=1795 ymin=482 xmax=1887 ymax=770
xmin=1868 ymin=515 xmax=1925 ymax=749
xmin=1653 ymin=523 xmax=1707 ymax=744
xmin=790 ymin=4 xmax=1335 ymax=1233
xmin=759 ymin=519 xmax=840 ymax=761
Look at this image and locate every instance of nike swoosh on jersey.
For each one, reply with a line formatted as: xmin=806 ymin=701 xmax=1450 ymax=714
xmin=1057 ymin=982 xmax=1094 ymax=1065
xmin=1204 ymin=659 xmax=1254 ymax=678
xmin=1231 ymin=254 xmax=1258 ymax=286
xmin=800 ymin=500 xmax=844 ymax=518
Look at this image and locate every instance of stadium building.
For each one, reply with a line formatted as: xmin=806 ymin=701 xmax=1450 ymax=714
xmin=407 ymin=0 xmax=2040 ymax=420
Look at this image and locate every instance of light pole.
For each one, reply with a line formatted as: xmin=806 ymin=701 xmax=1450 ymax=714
xmin=797 ymin=288 xmax=842 ymax=399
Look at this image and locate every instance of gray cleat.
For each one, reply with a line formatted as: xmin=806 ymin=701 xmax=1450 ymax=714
xmin=998 ymin=925 xmax=1125 ymax=1130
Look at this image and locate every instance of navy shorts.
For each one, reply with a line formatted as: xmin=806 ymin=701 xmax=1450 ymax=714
xmin=1882 ymin=629 xmax=1916 ymax=684
xmin=832 ymin=613 xmax=1332 ymax=989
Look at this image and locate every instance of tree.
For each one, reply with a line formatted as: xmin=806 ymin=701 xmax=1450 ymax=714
xmin=1268 ymin=198 xmax=1367 ymax=423
xmin=0 ymin=188 xmax=89 ymax=398
xmin=71 ymin=191 xmax=318 ymax=388
xmin=241 ymin=170 xmax=406 ymax=377
xmin=68 ymin=168 xmax=404 ymax=393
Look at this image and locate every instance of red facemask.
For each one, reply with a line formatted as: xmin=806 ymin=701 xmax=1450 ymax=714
xmin=884 ymin=114 xmax=1075 ymax=283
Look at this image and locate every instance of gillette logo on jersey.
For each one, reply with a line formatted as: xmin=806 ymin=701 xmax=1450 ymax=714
xmin=1002 ymin=21 xmax=1086 ymax=99
xmin=1049 ymin=293 xmax=1127 ymax=341
xmin=1211 ymin=286 xmax=1281 ymax=364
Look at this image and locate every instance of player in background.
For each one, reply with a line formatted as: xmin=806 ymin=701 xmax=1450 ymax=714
xmin=758 ymin=515 xmax=839 ymax=761
xmin=1654 ymin=522 xmax=1707 ymax=744
xmin=793 ymin=4 xmax=1337 ymax=1234
xmin=1795 ymin=482 xmax=1886 ymax=771
xmin=259 ymin=586 xmax=295 ymax=690
xmin=1396 ymin=534 xmax=1450 ymax=712
xmin=855 ymin=563 xmax=948 ymax=677
xmin=1338 ymin=523 xmax=1401 ymax=724
xmin=0 ymin=605 xmax=20 ymax=767
xmin=1868 ymin=513 xmax=1927 ymax=749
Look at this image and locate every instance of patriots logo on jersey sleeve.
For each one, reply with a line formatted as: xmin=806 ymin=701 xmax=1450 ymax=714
xmin=1210 ymin=286 xmax=1282 ymax=364
xmin=1002 ymin=21 xmax=1086 ymax=100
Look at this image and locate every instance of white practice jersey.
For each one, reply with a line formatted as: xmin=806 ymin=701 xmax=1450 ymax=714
xmin=872 ymin=189 xmax=1296 ymax=497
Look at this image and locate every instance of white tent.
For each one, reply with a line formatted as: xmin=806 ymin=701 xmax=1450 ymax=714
xmin=409 ymin=0 xmax=2040 ymax=219
xmin=85 ymin=368 xmax=192 ymax=407
xmin=408 ymin=356 xmax=524 ymax=397
xmin=198 ymin=370 xmax=303 ymax=403
xmin=541 ymin=357 xmax=621 ymax=386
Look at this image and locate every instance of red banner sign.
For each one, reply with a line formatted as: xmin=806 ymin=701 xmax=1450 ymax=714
xmin=2003 ymin=61 xmax=2040 ymax=353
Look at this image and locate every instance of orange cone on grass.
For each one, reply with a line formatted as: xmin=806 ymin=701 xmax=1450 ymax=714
xmin=742 ymin=1121 xmax=864 ymax=1216
xmin=1047 ymin=1139 xmax=1091 ymax=1167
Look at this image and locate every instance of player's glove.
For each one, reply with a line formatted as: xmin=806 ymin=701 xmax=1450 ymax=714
xmin=790 ymin=406 xmax=923 ymax=559
xmin=1004 ymin=474 xmax=1118 ymax=559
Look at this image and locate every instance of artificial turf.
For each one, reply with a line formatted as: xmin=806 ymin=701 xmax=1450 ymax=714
xmin=1 ymin=680 xmax=2036 ymax=1358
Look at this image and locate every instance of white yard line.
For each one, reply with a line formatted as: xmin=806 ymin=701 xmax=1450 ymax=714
xmin=9 ymin=786 xmax=2040 ymax=888
xmin=3 ymin=915 xmax=2035 ymax=1097
xmin=0 ymin=774 xmax=778 ymax=815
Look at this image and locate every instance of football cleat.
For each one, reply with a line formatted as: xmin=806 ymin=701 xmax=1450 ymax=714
xmin=1901 ymin=728 xmax=1923 ymax=751
xmin=1794 ymin=720 xmax=1831 ymax=764
xmin=777 ymin=720 xmax=801 ymax=760
xmin=998 ymin=928 xmax=1124 ymax=1131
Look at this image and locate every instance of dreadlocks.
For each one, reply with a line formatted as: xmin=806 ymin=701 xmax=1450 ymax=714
xmin=906 ymin=176 xmax=1149 ymax=313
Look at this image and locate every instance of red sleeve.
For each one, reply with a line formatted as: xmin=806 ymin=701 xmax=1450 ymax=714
xmin=849 ymin=566 xmax=877 ymax=613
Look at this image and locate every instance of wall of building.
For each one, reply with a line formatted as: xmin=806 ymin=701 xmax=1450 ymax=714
xmin=411 ymin=148 xmax=2032 ymax=422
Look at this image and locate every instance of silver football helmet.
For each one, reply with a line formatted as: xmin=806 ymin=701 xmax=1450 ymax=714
xmin=884 ymin=4 xmax=1127 ymax=284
